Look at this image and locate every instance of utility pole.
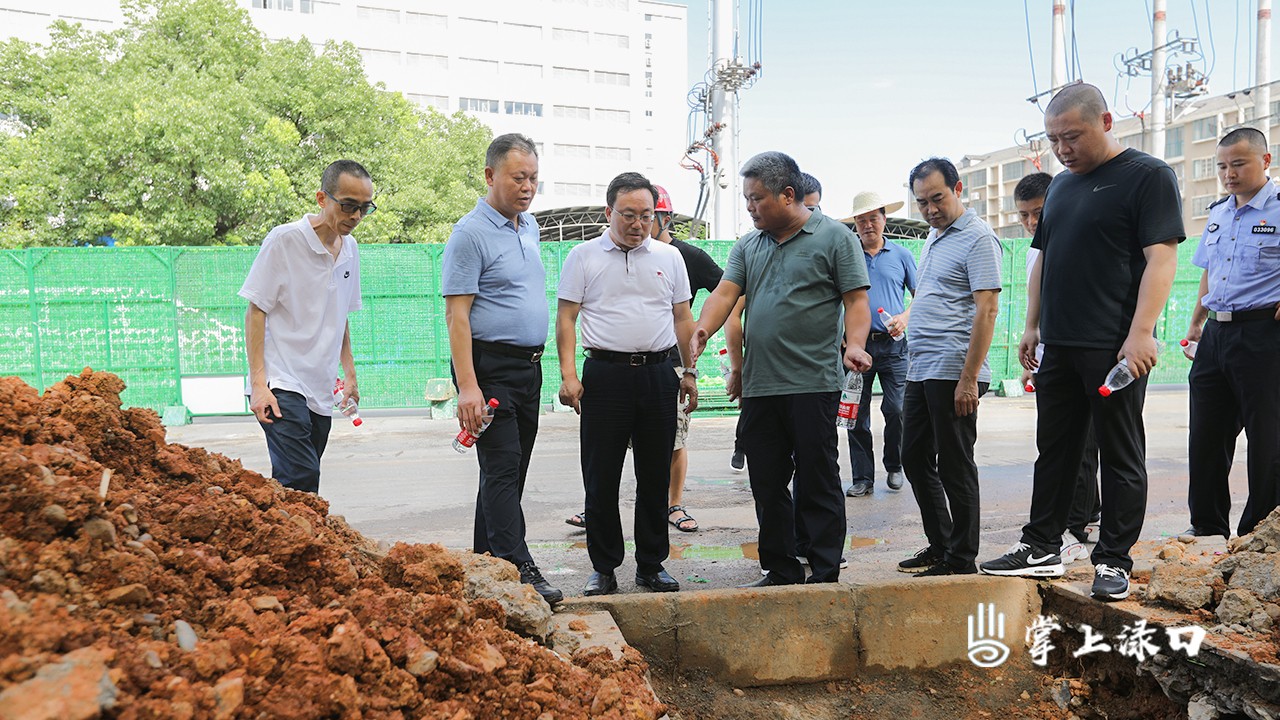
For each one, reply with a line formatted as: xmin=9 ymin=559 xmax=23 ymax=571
xmin=1150 ymin=0 xmax=1167 ymax=161
xmin=1043 ymin=0 xmax=1067 ymax=173
xmin=709 ymin=0 xmax=738 ymax=240
xmin=1257 ymin=0 xmax=1272 ymax=133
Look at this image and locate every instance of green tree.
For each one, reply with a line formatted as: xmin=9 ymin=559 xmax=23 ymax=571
xmin=0 ymin=0 xmax=490 ymax=247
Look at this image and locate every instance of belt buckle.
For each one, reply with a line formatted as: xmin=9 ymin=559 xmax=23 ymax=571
xmin=629 ymin=353 xmax=645 ymax=366
xmin=529 ymin=350 xmax=543 ymax=363
xmin=1218 ymin=310 xmax=1233 ymax=322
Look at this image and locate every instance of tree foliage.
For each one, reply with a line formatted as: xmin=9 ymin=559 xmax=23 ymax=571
xmin=0 ymin=0 xmax=491 ymax=247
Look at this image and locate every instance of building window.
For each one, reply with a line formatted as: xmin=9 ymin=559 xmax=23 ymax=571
xmin=1165 ymin=126 xmax=1184 ymax=158
xmin=405 ymin=11 xmax=446 ymax=29
xmin=553 ymin=66 xmax=590 ymax=83
xmin=356 ymin=5 xmax=399 ymax=23
xmin=553 ymin=105 xmax=591 ymax=121
xmin=595 ymin=70 xmax=630 ymax=87
xmin=1190 ymin=195 xmax=1215 ymax=217
xmin=1000 ymin=195 xmax=1016 ymax=212
xmin=1191 ymin=116 xmax=1219 ymax=142
xmin=505 ymin=101 xmax=543 ymax=117
xmin=460 ymin=97 xmax=499 ymax=114
xmin=594 ymin=146 xmax=631 ymax=161
xmin=595 ymin=108 xmax=631 ymax=123
xmin=1002 ymin=159 xmax=1027 ymax=181
xmin=1191 ymin=157 xmax=1215 ymax=180
xmin=457 ymin=17 xmax=499 ymax=35
xmin=554 ymin=143 xmax=591 ymax=159
xmin=302 ymin=0 xmax=339 ymax=13
xmin=1169 ymin=161 xmax=1184 ymax=185
xmin=359 ymin=48 xmax=400 ymax=65
xmin=503 ymin=62 xmax=542 ymax=81
xmin=554 ymin=182 xmax=593 ymax=197
xmin=458 ymin=57 xmax=499 ymax=75
xmin=964 ymin=169 xmax=987 ymax=187
xmin=504 ymin=22 xmax=542 ymax=43
xmin=408 ymin=94 xmax=449 ymax=112
xmin=405 ymin=53 xmax=448 ymax=70
xmin=552 ymin=28 xmax=590 ymax=45
xmin=594 ymin=32 xmax=629 ymax=49
xmin=253 ymin=0 xmax=293 ymax=9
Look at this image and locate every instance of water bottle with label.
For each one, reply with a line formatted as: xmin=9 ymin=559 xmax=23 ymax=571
xmin=718 ymin=347 xmax=732 ymax=380
xmin=877 ymin=308 xmax=904 ymax=341
xmin=332 ymin=379 xmax=362 ymax=427
xmin=836 ymin=371 xmax=863 ymax=428
xmin=453 ymin=398 xmax=500 ymax=452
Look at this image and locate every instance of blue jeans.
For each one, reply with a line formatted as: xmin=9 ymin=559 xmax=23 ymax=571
xmin=259 ymin=389 xmax=331 ymax=494
xmin=847 ymin=335 xmax=908 ymax=484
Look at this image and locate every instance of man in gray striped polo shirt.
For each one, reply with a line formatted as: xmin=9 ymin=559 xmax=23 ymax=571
xmin=897 ymin=157 xmax=1003 ymax=577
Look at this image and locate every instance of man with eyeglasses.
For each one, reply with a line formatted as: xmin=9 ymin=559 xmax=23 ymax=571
xmin=556 ymin=172 xmax=697 ymax=596
xmin=240 ymin=159 xmax=372 ymax=495
xmin=443 ymin=133 xmax=564 ymax=605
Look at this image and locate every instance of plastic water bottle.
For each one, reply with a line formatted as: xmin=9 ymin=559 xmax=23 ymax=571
xmin=1024 ymin=378 xmax=1036 ymax=393
xmin=1180 ymin=338 xmax=1198 ymax=359
xmin=1097 ymin=359 xmax=1136 ymax=397
xmin=718 ymin=347 xmax=732 ymax=379
xmin=332 ymin=380 xmax=362 ymax=427
xmin=877 ymin=307 xmax=904 ymax=341
xmin=453 ymin=398 xmax=499 ymax=452
xmin=836 ymin=371 xmax=863 ymax=428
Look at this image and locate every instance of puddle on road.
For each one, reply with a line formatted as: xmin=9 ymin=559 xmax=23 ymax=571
xmin=531 ymin=536 xmax=886 ymax=560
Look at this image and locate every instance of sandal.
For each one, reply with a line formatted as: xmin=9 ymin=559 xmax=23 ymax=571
xmin=565 ymin=512 xmax=586 ymax=528
xmin=667 ymin=505 xmax=698 ymax=533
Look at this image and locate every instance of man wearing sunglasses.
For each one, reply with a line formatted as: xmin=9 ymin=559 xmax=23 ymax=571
xmin=240 ymin=159 xmax=373 ymax=495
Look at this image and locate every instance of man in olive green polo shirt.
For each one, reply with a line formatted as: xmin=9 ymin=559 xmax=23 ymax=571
xmin=691 ymin=151 xmax=873 ymax=586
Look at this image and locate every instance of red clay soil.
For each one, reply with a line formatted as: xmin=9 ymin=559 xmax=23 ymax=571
xmin=0 ymin=370 xmax=664 ymax=719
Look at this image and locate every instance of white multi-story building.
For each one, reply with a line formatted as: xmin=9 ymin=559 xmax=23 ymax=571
xmin=913 ymin=82 xmax=1280 ymax=239
xmin=0 ymin=0 xmax=696 ymax=214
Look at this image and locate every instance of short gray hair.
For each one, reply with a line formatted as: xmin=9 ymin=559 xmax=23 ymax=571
xmin=740 ymin=151 xmax=804 ymax=197
xmin=485 ymin=133 xmax=538 ymax=169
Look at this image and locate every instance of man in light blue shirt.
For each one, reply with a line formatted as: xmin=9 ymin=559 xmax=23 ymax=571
xmin=443 ymin=133 xmax=561 ymax=605
xmin=1183 ymin=127 xmax=1280 ymax=539
xmin=898 ymin=158 xmax=1002 ymax=577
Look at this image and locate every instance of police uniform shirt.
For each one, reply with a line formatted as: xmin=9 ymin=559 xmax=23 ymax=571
xmin=1193 ymin=184 xmax=1280 ymax=312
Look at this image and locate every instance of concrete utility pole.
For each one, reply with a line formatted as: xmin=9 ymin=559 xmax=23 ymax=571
xmin=709 ymin=0 xmax=738 ymax=240
xmin=1150 ymin=0 xmax=1168 ymax=160
xmin=1045 ymin=0 xmax=1067 ymax=174
xmin=1257 ymin=0 xmax=1272 ymax=133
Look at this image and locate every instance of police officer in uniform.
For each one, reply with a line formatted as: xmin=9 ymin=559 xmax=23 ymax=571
xmin=1183 ymin=126 xmax=1280 ymax=539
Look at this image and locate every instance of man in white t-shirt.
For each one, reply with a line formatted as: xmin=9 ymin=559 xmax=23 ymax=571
xmin=556 ymin=171 xmax=698 ymax=597
xmin=239 ymin=160 xmax=371 ymax=494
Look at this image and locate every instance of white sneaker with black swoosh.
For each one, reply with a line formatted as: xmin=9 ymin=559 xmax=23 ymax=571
xmin=979 ymin=541 xmax=1065 ymax=578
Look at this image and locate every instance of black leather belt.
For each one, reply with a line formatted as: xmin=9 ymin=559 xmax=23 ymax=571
xmin=585 ymin=348 xmax=674 ymax=366
xmin=870 ymin=332 xmax=891 ymax=342
xmin=473 ymin=339 xmax=544 ymax=363
xmin=1208 ymin=308 xmax=1277 ymax=323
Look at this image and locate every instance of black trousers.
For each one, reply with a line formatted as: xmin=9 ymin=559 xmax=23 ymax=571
xmin=739 ymin=392 xmax=844 ymax=583
xmin=1065 ymin=427 xmax=1102 ymax=539
xmin=580 ymin=358 xmax=678 ymax=576
xmin=902 ymin=379 xmax=988 ymax=569
xmin=849 ymin=336 xmax=908 ymax=482
xmin=1022 ymin=345 xmax=1148 ymax=572
xmin=1188 ymin=317 xmax=1280 ymax=537
xmin=452 ymin=349 xmax=541 ymax=567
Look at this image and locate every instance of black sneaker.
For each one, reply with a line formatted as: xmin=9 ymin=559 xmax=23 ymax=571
xmin=898 ymin=547 xmax=943 ymax=573
xmin=978 ymin=542 xmax=1064 ymax=578
xmin=1090 ymin=564 xmax=1130 ymax=601
xmin=886 ymin=471 xmax=904 ymax=490
xmin=915 ymin=562 xmax=977 ymax=577
xmin=730 ymin=450 xmax=746 ymax=473
xmin=846 ymin=480 xmax=873 ymax=497
xmin=518 ymin=561 xmax=564 ymax=605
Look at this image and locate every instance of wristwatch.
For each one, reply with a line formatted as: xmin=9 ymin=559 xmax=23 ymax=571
xmin=681 ymin=366 xmax=699 ymax=378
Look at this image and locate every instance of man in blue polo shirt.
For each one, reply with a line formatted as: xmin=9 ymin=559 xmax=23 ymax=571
xmin=443 ymin=133 xmax=562 ymax=605
xmin=899 ymin=157 xmax=1002 ymax=577
xmin=840 ymin=190 xmax=917 ymax=498
xmin=1183 ymin=127 xmax=1280 ymax=539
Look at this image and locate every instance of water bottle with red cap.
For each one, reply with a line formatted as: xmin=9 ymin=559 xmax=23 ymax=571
xmin=1180 ymin=338 xmax=1198 ymax=359
xmin=836 ymin=371 xmax=863 ymax=428
xmin=453 ymin=398 xmax=500 ymax=452
xmin=877 ymin=308 xmax=905 ymax=342
xmin=1098 ymin=359 xmax=1136 ymax=397
xmin=332 ymin=379 xmax=362 ymax=427
xmin=718 ymin=347 xmax=732 ymax=380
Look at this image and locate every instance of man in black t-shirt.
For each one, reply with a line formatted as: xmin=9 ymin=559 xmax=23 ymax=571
xmin=980 ymin=84 xmax=1184 ymax=603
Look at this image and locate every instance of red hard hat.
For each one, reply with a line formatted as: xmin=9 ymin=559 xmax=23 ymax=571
xmin=654 ymin=185 xmax=673 ymax=213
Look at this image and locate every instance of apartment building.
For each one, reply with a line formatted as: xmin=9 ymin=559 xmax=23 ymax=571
xmin=0 ymin=0 xmax=696 ymax=214
xmin=910 ymin=82 xmax=1280 ymax=239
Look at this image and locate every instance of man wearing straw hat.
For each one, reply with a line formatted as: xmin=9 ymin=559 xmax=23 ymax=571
xmin=840 ymin=191 xmax=917 ymax=501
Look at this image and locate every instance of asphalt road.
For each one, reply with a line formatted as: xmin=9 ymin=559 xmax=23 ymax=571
xmin=167 ymin=387 xmax=1248 ymax=598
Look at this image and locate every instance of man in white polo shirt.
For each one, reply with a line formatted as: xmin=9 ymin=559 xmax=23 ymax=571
xmin=557 ymin=171 xmax=698 ymax=597
xmin=240 ymin=159 xmax=370 ymax=494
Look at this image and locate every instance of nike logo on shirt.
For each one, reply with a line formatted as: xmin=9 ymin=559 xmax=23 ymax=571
xmin=1093 ymin=184 xmax=1117 ymax=192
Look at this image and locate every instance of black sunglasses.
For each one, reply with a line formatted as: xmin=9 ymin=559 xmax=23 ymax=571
xmin=325 ymin=191 xmax=377 ymax=216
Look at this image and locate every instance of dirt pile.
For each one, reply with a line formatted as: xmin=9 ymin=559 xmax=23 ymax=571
xmin=0 ymin=370 xmax=664 ymax=719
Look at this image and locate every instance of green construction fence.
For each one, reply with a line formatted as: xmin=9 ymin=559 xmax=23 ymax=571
xmin=0 ymin=238 xmax=1205 ymax=414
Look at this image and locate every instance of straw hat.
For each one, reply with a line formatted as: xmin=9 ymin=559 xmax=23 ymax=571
xmin=840 ymin=191 xmax=905 ymax=223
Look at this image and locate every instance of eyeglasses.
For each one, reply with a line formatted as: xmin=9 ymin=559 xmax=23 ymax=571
xmin=615 ymin=211 xmax=655 ymax=225
xmin=325 ymin=192 xmax=377 ymax=216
